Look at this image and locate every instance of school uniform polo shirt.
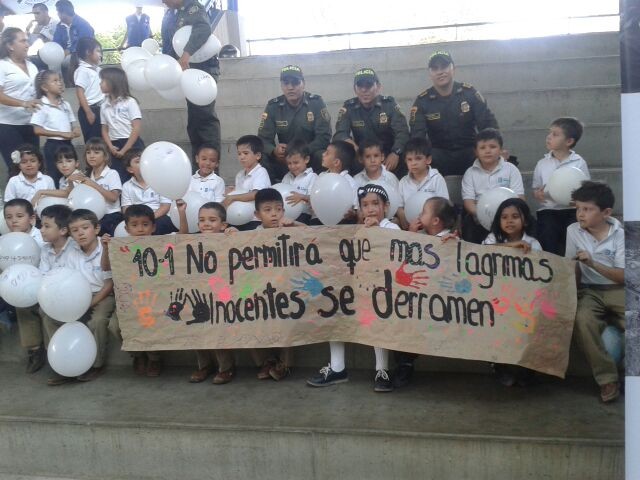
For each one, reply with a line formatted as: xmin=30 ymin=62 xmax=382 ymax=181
xmin=461 ymin=157 xmax=524 ymax=201
xmin=398 ymin=167 xmax=449 ymax=207
xmin=66 ymin=241 xmax=112 ymax=293
xmin=59 ymin=169 xmax=82 ymax=190
xmin=565 ymin=217 xmax=624 ymax=286
xmin=39 ymin=237 xmax=78 ymax=273
xmin=282 ymin=167 xmax=318 ymax=215
xmin=483 ymin=232 xmax=542 ymax=252
xmin=189 ymin=171 xmax=225 ymax=202
xmin=30 ymin=97 xmax=76 ymax=140
xmin=121 ymin=177 xmax=170 ymax=210
xmin=234 ymin=164 xmax=271 ymax=192
xmin=100 ymin=96 xmax=142 ymax=140
xmin=353 ymin=165 xmax=399 ymax=189
xmin=379 ymin=218 xmax=400 ymax=230
xmin=531 ymin=151 xmax=590 ymax=210
xmin=0 ymin=59 xmax=38 ymax=125
xmin=73 ymin=61 xmax=104 ymax=106
xmin=90 ymin=166 xmax=122 ymax=214
xmin=4 ymin=172 xmax=55 ymax=202
xmin=29 ymin=226 xmax=45 ymax=248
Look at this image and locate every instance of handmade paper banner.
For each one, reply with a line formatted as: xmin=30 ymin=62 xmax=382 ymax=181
xmin=110 ymin=226 xmax=577 ymax=377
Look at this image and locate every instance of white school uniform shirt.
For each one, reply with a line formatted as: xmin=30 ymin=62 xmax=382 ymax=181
xmin=4 ymin=172 xmax=55 ymax=202
xmin=189 ymin=171 xmax=225 ymax=202
xmin=565 ymin=217 xmax=624 ymax=286
xmin=281 ymin=167 xmax=318 ymax=216
xmin=28 ymin=226 xmax=45 ymax=248
xmin=65 ymin=241 xmax=112 ymax=293
xmin=379 ymin=218 xmax=400 ymax=230
xmin=73 ymin=60 xmax=104 ymax=106
xmin=483 ymin=232 xmax=542 ymax=252
xmin=39 ymin=237 xmax=78 ymax=273
xmin=234 ymin=163 xmax=271 ymax=192
xmin=0 ymin=59 xmax=38 ymax=125
xmin=531 ymin=151 xmax=590 ymax=210
xmin=100 ymin=96 xmax=142 ymax=140
xmin=121 ymin=177 xmax=170 ymax=210
xmin=90 ymin=166 xmax=122 ymax=214
xmin=353 ymin=165 xmax=399 ymax=189
xmin=398 ymin=168 xmax=449 ymax=208
xmin=461 ymin=157 xmax=525 ymax=201
xmin=30 ymin=96 xmax=76 ymax=140
xmin=59 ymin=169 xmax=83 ymax=191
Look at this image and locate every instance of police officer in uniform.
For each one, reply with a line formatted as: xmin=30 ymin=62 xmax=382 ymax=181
xmin=257 ymin=65 xmax=331 ymax=183
xmin=163 ymin=0 xmax=221 ymax=156
xmin=410 ymin=51 xmax=498 ymax=176
xmin=333 ymin=68 xmax=409 ymax=176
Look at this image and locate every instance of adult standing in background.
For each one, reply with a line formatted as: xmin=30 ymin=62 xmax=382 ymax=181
xmin=161 ymin=7 xmax=178 ymax=55
xmin=26 ymin=3 xmax=58 ymax=47
xmin=409 ymin=51 xmax=498 ymax=176
xmin=258 ymin=65 xmax=331 ymax=183
xmin=0 ymin=28 xmax=40 ymax=172
xmin=52 ymin=0 xmax=94 ymax=55
xmin=120 ymin=6 xmax=152 ymax=49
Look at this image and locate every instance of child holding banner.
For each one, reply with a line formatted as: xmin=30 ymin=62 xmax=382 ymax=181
xmin=483 ymin=198 xmax=542 ymax=253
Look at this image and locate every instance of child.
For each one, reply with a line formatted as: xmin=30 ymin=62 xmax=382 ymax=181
xmin=397 ymin=137 xmax=449 ymax=229
xmin=565 ymin=181 xmax=624 ymax=403
xmin=67 ymin=138 xmax=123 ymax=236
xmin=4 ymin=199 xmax=45 ymax=374
xmin=73 ymin=37 xmax=104 ymax=142
xmin=99 ymin=67 xmax=144 ymax=182
xmin=281 ymin=139 xmax=317 ymax=224
xmin=188 ymin=202 xmax=236 ymax=385
xmin=31 ymin=146 xmax=82 ymax=207
xmin=121 ymin=149 xmax=174 ymax=235
xmin=223 ymin=135 xmax=271 ymax=230
xmin=251 ymin=188 xmax=302 ymax=381
xmin=3 ymin=144 xmax=54 ymax=203
xmin=30 ymin=70 xmax=81 ymax=186
xmin=532 ymin=117 xmax=590 ymax=255
xmin=461 ymin=128 xmax=524 ymax=244
xmin=189 ymin=144 xmax=225 ymax=203
xmin=308 ymin=184 xmax=398 ymax=392
xmin=353 ymin=139 xmax=399 ymax=189
xmin=483 ymin=198 xmax=542 ymax=253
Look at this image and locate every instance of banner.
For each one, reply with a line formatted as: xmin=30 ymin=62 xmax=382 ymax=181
xmin=110 ymin=226 xmax=577 ymax=378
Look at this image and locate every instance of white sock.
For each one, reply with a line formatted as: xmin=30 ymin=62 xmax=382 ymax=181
xmin=330 ymin=341 xmax=345 ymax=372
xmin=374 ymin=347 xmax=388 ymax=371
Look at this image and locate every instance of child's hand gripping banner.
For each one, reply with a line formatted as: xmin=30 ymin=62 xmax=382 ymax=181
xmin=109 ymin=226 xmax=577 ymax=377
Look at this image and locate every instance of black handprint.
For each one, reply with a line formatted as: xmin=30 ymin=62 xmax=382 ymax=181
xmin=185 ymin=289 xmax=212 ymax=325
xmin=166 ymin=288 xmax=189 ymax=321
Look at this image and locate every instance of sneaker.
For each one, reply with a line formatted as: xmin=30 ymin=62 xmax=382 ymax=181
xmin=393 ymin=362 xmax=414 ymax=388
xmin=306 ymin=365 xmax=348 ymax=387
xmin=132 ymin=356 xmax=147 ymax=376
xmin=269 ymin=361 xmax=290 ymax=381
xmin=600 ymin=382 xmax=620 ymax=403
xmin=146 ymin=360 xmax=162 ymax=377
xmin=374 ymin=369 xmax=393 ymax=392
xmin=77 ymin=366 xmax=105 ymax=382
xmin=47 ymin=372 xmax=75 ymax=386
xmin=212 ymin=368 xmax=235 ymax=385
xmin=26 ymin=346 xmax=46 ymax=374
xmin=257 ymin=360 xmax=276 ymax=380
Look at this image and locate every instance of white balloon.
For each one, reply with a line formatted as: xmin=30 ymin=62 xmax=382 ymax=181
xmin=181 ymin=69 xmax=217 ymax=106
xmin=144 ymin=54 xmax=182 ymax=91
xmin=476 ymin=187 xmax=518 ymax=230
xmin=271 ymin=183 xmax=304 ymax=220
xmin=121 ymin=46 xmax=152 ymax=70
xmin=35 ymin=196 xmax=69 ymax=218
xmin=0 ymin=232 xmax=41 ymax=270
xmin=156 ymin=83 xmax=185 ymax=103
xmin=141 ymin=38 xmax=160 ymax=55
xmin=368 ymin=180 xmax=401 ymax=219
xmin=172 ymin=26 xmax=221 ymax=62
xmin=226 ymin=190 xmax=254 ymax=226
xmin=38 ymin=268 xmax=93 ymax=322
xmin=47 ymin=322 xmax=97 ymax=377
xmin=310 ymin=173 xmax=352 ymax=226
xmin=38 ymin=42 xmax=65 ymax=68
xmin=404 ymin=191 xmax=433 ymax=223
xmin=68 ymin=184 xmax=107 ymax=220
xmin=168 ymin=191 xmax=207 ymax=233
xmin=0 ymin=264 xmax=42 ymax=308
xmin=125 ymin=58 xmax=150 ymax=91
xmin=140 ymin=141 xmax=192 ymax=200
xmin=547 ymin=166 xmax=588 ymax=207
xmin=0 ymin=210 xmax=10 ymax=235
xmin=114 ymin=221 xmax=129 ymax=238
xmin=172 ymin=26 xmax=191 ymax=57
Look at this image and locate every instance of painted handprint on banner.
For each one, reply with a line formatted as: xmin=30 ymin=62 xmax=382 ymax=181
xmin=165 ymin=288 xmax=212 ymax=325
xmin=395 ymin=261 xmax=429 ymax=289
xmin=291 ymin=272 xmax=324 ymax=297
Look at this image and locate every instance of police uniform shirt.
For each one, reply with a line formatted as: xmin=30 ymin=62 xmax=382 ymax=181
xmin=4 ymin=171 xmax=55 ymax=203
xmin=175 ymin=0 xmax=219 ymax=71
xmin=59 ymin=169 xmax=82 ymax=191
xmin=121 ymin=177 xmax=171 ymax=210
xmin=39 ymin=237 xmax=78 ymax=273
xmin=90 ymin=166 xmax=122 ymax=214
xmin=74 ymin=60 xmax=104 ymax=106
xmin=0 ymin=59 xmax=38 ymax=125
xmin=28 ymin=226 xmax=45 ymax=248
xmin=398 ymin=167 xmax=449 ymax=207
xmin=66 ymin=240 xmax=112 ymax=293
xmin=282 ymin=167 xmax=318 ymax=215
xmin=30 ymin=96 xmax=76 ymax=140
xmin=353 ymin=165 xmax=399 ymax=189
xmin=409 ymin=81 xmax=498 ymax=149
xmin=565 ymin=217 xmax=624 ymax=286
xmin=532 ymin=151 xmax=590 ymax=210
xmin=461 ymin=158 xmax=524 ymax=201
xmin=483 ymin=232 xmax=542 ymax=252
xmin=100 ymin=96 xmax=142 ymax=140
xmin=189 ymin=171 xmax=225 ymax=202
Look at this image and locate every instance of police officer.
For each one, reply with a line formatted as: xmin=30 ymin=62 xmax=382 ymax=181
xmin=333 ymin=68 xmax=409 ymax=176
xmin=258 ymin=65 xmax=331 ymax=183
xmin=410 ymin=51 xmax=498 ymax=176
xmin=162 ymin=0 xmax=221 ymax=156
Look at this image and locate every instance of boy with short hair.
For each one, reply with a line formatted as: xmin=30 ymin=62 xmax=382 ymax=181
xmin=533 ymin=117 xmax=590 ymax=255
xmin=353 ymin=139 xmax=399 ymax=189
xmin=4 ymin=198 xmax=44 ymax=246
xmin=565 ymin=181 xmax=624 ymax=403
xmin=189 ymin=143 xmax=225 ymax=203
xmin=317 ymin=140 xmax=358 ymax=221
xmin=281 ymin=139 xmax=317 ymax=224
xmin=461 ymin=128 xmax=524 ymax=243
xmin=397 ymin=137 xmax=449 ymax=229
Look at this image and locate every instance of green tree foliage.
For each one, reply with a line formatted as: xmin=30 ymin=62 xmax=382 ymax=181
xmin=96 ymin=26 xmax=126 ymax=65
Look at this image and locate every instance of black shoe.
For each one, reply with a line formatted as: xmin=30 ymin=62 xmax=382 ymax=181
xmin=393 ymin=362 xmax=414 ymax=388
xmin=374 ymin=369 xmax=393 ymax=392
xmin=493 ymin=364 xmax=516 ymax=387
xmin=26 ymin=346 xmax=46 ymax=374
xmin=307 ymin=365 xmax=348 ymax=387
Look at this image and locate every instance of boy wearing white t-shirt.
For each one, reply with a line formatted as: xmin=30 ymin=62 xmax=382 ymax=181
xmin=281 ymin=139 xmax=317 ymax=224
xmin=189 ymin=144 xmax=225 ymax=203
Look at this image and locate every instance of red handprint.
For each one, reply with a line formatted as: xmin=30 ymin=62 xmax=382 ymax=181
xmin=395 ymin=261 xmax=429 ymax=289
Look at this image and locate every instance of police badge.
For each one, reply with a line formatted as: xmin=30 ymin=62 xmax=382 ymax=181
xmin=307 ymin=112 xmax=314 ymax=122
xmin=460 ymin=101 xmax=470 ymax=113
xmin=379 ymin=112 xmax=388 ymax=124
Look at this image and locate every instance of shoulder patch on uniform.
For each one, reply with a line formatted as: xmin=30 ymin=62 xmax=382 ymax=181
xmin=409 ymin=106 xmax=418 ymax=123
xmin=259 ymin=112 xmax=268 ymax=129
xmin=188 ymin=5 xmax=199 ymax=14
xmin=337 ymin=107 xmax=347 ymax=122
xmin=474 ymin=91 xmax=486 ymax=103
xmin=418 ymin=89 xmax=429 ymax=98
xmin=321 ymin=107 xmax=330 ymax=122
xmin=346 ymin=98 xmax=357 ymax=106
xmin=462 ymin=82 xmax=474 ymax=89
xmin=307 ymin=93 xmax=319 ymax=99
xmin=269 ymin=97 xmax=280 ymax=104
